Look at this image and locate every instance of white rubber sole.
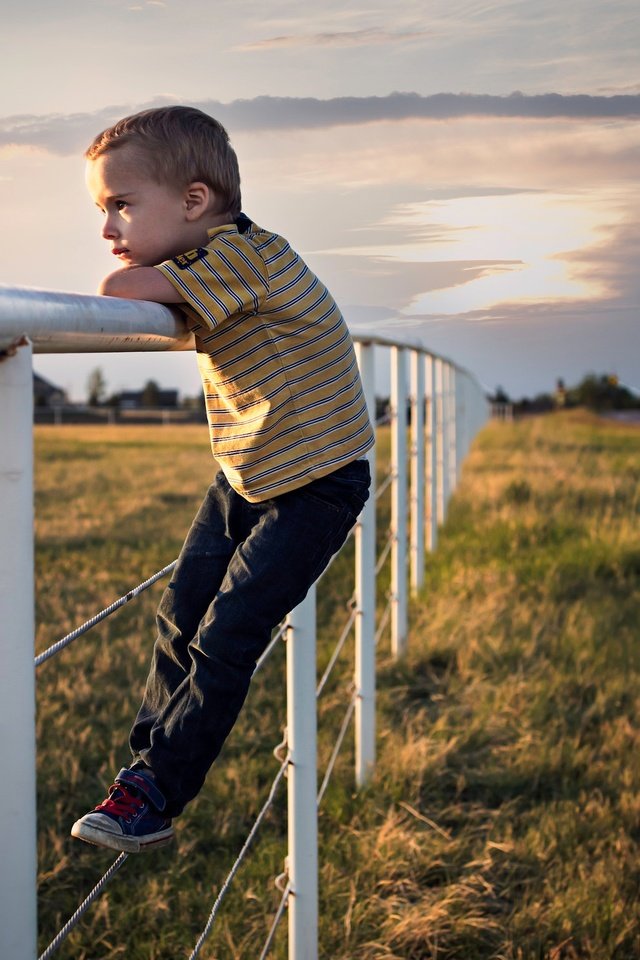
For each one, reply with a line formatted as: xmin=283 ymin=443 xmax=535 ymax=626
xmin=71 ymin=818 xmax=174 ymax=854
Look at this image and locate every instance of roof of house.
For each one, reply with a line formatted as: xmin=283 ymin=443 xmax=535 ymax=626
xmin=33 ymin=372 xmax=65 ymax=395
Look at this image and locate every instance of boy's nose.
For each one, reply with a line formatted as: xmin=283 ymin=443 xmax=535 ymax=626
xmin=102 ymin=216 xmax=119 ymax=240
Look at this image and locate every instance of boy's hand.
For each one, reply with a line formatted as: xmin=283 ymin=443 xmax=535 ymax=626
xmin=99 ymin=266 xmax=184 ymax=304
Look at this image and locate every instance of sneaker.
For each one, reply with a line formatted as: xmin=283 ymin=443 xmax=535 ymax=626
xmin=71 ymin=767 xmax=174 ymax=853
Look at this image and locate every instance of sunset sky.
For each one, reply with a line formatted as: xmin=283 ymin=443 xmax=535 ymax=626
xmin=1 ymin=0 xmax=638 ymax=401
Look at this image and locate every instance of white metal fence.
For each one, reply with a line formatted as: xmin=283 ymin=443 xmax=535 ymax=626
xmin=0 ymin=285 xmax=489 ymax=960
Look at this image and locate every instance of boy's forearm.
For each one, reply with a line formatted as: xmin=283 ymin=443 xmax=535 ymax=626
xmin=99 ymin=266 xmax=183 ymax=303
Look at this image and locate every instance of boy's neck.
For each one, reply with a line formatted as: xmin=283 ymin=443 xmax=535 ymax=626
xmin=206 ymin=210 xmax=234 ymax=230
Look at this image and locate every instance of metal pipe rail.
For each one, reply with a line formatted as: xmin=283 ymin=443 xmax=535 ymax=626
xmin=0 ymin=285 xmax=489 ymax=960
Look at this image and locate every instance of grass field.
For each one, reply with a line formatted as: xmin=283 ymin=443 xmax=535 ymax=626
xmin=34 ymin=411 xmax=640 ymax=959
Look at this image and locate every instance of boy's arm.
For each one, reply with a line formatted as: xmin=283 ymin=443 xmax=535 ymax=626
xmin=99 ymin=266 xmax=185 ymax=303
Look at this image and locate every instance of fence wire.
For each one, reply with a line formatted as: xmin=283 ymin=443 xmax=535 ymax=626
xmin=316 ymin=603 xmax=357 ymax=699
xmin=375 ymin=597 xmax=393 ymax=646
xmin=375 ymin=529 xmax=394 ymax=575
xmin=375 ymin=470 xmax=393 ymax=501
xmin=317 ymin=692 xmax=357 ymax=807
xmin=258 ymin=883 xmax=291 ymax=960
xmin=34 ymin=561 xmax=177 ymax=667
xmin=254 ymin=621 xmax=287 ymax=675
xmin=190 ymin=595 xmax=360 ymax=957
xmin=38 ymin=853 xmax=128 ymax=960
xmin=254 ymin=662 xmax=360 ymax=959
xmin=188 ymin=745 xmax=290 ymax=960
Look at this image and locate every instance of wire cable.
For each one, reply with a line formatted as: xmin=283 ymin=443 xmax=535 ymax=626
xmin=257 ymin=883 xmax=291 ymax=960
xmin=375 ymin=597 xmax=393 ymax=646
xmin=317 ymin=693 xmax=356 ymax=807
xmin=315 ymin=604 xmax=357 ymax=699
xmin=253 ymin=622 xmax=287 ymax=676
xmin=374 ymin=471 xmax=393 ymax=501
xmin=257 ymin=683 xmax=359 ymax=959
xmin=188 ymin=750 xmax=290 ymax=960
xmin=316 ymin=524 xmax=355 ymax=582
xmin=375 ymin=530 xmax=394 ymax=575
xmin=38 ymin=853 xmax=128 ymax=960
xmin=35 ymin=561 xmax=177 ymax=667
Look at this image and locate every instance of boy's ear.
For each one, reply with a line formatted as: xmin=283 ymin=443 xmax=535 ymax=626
xmin=183 ymin=182 xmax=211 ymax=220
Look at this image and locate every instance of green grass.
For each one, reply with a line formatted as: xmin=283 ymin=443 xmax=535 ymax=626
xmin=34 ymin=411 xmax=640 ymax=958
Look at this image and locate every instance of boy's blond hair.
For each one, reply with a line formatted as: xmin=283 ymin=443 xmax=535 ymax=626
xmin=86 ymin=105 xmax=242 ymax=218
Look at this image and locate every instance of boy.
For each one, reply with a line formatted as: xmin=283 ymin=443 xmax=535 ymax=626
xmin=71 ymin=106 xmax=374 ymax=853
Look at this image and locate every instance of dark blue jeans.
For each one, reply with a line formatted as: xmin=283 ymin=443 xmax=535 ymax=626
xmin=129 ymin=458 xmax=371 ymax=816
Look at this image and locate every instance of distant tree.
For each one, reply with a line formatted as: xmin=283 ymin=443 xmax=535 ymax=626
xmin=493 ymin=386 xmax=510 ymax=404
xmin=181 ymin=392 xmax=206 ymax=412
xmin=554 ymin=378 xmax=567 ymax=408
xmin=375 ymin=396 xmax=390 ymax=422
xmin=532 ymin=392 xmax=554 ymax=410
xmin=511 ymin=371 xmax=640 ymax=417
xmin=569 ymin=373 xmax=637 ymax=411
xmin=87 ymin=367 xmax=107 ymax=406
xmin=512 ymin=391 xmax=554 ymax=416
xmin=141 ymin=379 xmax=161 ymax=407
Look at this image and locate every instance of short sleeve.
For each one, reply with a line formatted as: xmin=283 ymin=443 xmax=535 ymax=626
xmin=155 ymin=232 xmax=270 ymax=330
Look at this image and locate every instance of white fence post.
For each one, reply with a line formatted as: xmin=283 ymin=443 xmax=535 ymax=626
xmin=286 ymin=587 xmax=318 ymax=960
xmin=426 ymin=355 xmax=438 ymax=552
xmin=354 ymin=342 xmax=376 ymax=786
xmin=435 ymin=358 xmax=446 ymax=526
xmin=0 ymin=342 xmax=37 ymax=960
xmin=456 ymin=372 xmax=467 ymax=482
xmin=444 ymin=363 xmax=457 ymax=502
xmin=447 ymin=365 xmax=458 ymax=499
xmin=390 ymin=346 xmax=408 ymax=657
xmin=410 ymin=350 xmax=425 ymax=594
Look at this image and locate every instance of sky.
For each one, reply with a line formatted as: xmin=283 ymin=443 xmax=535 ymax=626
xmin=0 ymin=0 xmax=638 ymax=402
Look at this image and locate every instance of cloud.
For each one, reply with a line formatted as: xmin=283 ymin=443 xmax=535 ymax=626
xmin=235 ymin=27 xmax=430 ymax=51
xmin=128 ymin=0 xmax=166 ymax=9
xmin=213 ymin=92 xmax=640 ymax=127
xmin=375 ymin=297 xmax=640 ymax=398
xmin=0 ymin=104 xmax=142 ymax=155
xmin=304 ymin=252 xmax=521 ymax=315
xmin=598 ymin=82 xmax=640 ymax=95
xmin=394 ymin=210 xmax=640 ymax=335
xmin=1 ymin=92 xmax=639 ymax=156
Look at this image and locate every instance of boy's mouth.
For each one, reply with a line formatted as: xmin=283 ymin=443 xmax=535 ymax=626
xmin=112 ymin=247 xmax=130 ymax=259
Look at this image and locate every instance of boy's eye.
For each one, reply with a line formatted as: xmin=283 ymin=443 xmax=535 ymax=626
xmin=115 ymin=200 xmax=128 ymax=211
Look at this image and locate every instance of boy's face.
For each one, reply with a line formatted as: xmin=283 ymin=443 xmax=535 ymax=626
xmin=86 ymin=144 xmax=200 ymax=267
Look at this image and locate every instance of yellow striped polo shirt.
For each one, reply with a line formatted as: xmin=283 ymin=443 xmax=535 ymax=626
xmin=155 ymin=218 xmax=374 ymax=502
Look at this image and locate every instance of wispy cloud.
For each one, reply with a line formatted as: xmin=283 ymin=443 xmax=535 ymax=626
xmin=235 ymin=27 xmax=430 ymax=51
xmin=596 ymin=81 xmax=640 ymax=95
xmin=0 ymin=105 xmax=133 ymax=155
xmin=128 ymin=0 xmax=166 ymax=9
xmin=1 ymin=92 xmax=639 ymax=156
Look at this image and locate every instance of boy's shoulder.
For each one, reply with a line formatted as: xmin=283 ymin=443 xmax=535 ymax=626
xmin=196 ymin=216 xmax=298 ymax=273
xmin=168 ymin=218 xmax=276 ymax=274
xmin=156 ymin=215 xmax=310 ymax=330
xmin=206 ymin=216 xmax=283 ymax=254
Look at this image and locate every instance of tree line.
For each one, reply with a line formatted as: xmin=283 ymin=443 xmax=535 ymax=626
xmin=491 ymin=373 xmax=640 ymax=416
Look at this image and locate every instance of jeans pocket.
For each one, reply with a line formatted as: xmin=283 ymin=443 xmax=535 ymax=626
xmin=298 ymin=461 xmax=371 ymax=515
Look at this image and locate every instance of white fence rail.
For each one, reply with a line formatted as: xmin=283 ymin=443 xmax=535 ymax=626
xmin=0 ymin=285 xmax=489 ymax=960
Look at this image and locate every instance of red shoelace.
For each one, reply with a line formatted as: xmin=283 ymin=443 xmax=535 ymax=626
xmin=96 ymin=784 xmax=144 ymax=819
